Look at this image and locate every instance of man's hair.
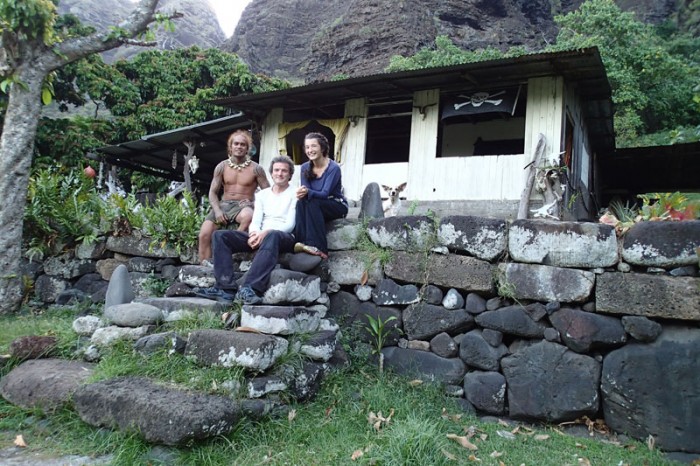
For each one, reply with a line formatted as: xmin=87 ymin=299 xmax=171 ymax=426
xmin=305 ymin=132 xmax=330 ymax=157
xmin=269 ymin=155 xmax=295 ymax=176
xmin=227 ymin=129 xmax=253 ymax=154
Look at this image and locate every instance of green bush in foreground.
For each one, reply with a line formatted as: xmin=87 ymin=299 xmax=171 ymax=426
xmin=0 ymin=309 xmax=679 ymax=466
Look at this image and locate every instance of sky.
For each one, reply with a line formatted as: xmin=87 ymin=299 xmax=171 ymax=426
xmin=128 ymin=0 xmax=252 ymax=37
xmin=207 ymin=0 xmax=252 ymax=37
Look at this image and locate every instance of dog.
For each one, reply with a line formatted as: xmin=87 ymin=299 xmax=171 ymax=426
xmin=381 ymin=182 xmax=407 ymax=217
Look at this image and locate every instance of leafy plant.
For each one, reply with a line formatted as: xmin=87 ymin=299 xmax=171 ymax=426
xmin=24 ymin=167 xmax=104 ymax=257
xmin=365 ymin=314 xmax=398 ymax=373
xmin=365 ymin=315 xmax=397 ymax=355
xmin=140 ymin=190 xmax=204 ymax=254
xmin=141 ymin=273 xmax=170 ymax=297
xmin=638 ymin=192 xmax=700 ymax=221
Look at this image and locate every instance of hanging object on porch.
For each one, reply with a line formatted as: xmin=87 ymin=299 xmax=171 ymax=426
xmin=442 ymin=85 xmax=521 ymax=119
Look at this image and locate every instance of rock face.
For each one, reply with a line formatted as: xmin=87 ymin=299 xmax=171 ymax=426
xmin=57 ymin=0 xmax=226 ymax=63
xmin=226 ymin=0 xmax=683 ymax=82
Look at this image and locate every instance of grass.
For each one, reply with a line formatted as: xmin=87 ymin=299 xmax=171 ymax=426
xmin=0 ymin=308 xmax=682 ymax=465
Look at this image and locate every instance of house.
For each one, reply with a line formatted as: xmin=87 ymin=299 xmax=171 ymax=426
xmin=211 ymin=47 xmax=615 ymax=220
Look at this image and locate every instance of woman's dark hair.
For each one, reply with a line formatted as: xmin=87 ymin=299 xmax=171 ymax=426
xmin=304 ymin=132 xmax=330 ymax=180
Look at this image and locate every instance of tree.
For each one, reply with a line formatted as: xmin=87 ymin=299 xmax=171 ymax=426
xmin=0 ymin=0 xmax=179 ymax=313
xmin=549 ymin=0 xmax=700 ymax=146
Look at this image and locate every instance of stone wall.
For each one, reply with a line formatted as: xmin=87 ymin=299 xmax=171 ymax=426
xmin=23 ymin=217 xmax=700 ymax=453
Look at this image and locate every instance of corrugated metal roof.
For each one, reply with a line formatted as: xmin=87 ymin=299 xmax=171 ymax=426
xmin=94 ymin=113 xmax=253 ymax=188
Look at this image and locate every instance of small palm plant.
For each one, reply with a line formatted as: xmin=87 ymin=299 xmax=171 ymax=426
xmin=365 ymin=314 xmax=397 ymax=373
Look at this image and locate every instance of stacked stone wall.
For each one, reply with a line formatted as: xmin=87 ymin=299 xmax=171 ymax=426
xmin=18 ymin=216 xmax=700 ymax=452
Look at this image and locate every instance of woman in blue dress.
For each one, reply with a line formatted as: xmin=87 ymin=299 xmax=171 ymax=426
xmin=294 ymin=132 xmax=348 ymax=259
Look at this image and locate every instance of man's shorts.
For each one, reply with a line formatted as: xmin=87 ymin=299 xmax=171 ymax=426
xmin=205 ymin=199 xmax=253 ymax=229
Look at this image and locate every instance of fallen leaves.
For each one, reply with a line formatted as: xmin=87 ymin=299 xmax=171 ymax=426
xmin=288 ymin=409 xmax=296 ymax=423
xmin=447 ymin=433 xmax=478 ymax=451
xmin=368 ymin=409 xmax=394 ymax=431
xmin=14 ymin=435 xmax=27 ymax=447
xmin=351 ymin=449 xmax=363 ymax=461
xmin=558 ymin=416 xmax=611 ymax=435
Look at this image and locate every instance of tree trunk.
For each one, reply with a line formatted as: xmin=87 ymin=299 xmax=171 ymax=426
xmin=0 ymin=69 xmax=46 ymax=313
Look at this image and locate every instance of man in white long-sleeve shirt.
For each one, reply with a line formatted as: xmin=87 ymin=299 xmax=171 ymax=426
xmin=197 ymin=155 xmax=297 ymax=305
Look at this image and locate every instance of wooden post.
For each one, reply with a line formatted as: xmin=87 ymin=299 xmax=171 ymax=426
xmin=517 ymin=133 xmax=546 ymax=220
xmin=182 ymin=139 xmax=196 ymax=194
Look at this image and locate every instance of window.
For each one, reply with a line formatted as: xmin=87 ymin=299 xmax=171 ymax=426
xmin=364 ymin=99 xmax=412 ymax=164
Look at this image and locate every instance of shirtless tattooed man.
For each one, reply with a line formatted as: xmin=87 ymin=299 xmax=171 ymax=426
xmin=198 ymin=130 xmax=270 ymax=265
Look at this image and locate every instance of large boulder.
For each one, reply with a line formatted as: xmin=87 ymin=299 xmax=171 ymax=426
xmin=104 ymin=302 xmax=163 ymax=327
xmin=0 ymin=359 xmax=94 ymax=411
xmin=602 ymin=326 xmax=700 ymax=453
xmin=463 ymin=371 xmax=506 ymax=415
xmin=459 ymin=329 xmax=508 ymax=371
xmin=371 ymin=278 xmax=420 ymax=305
xmin=326 ymin=218 xmax=363 ymax=250
xmin=508 ymin=219 xmax=617 ymax=268
xmin=326 ymin=250 xmax=384 ymax=285
xmin=106 ymin=235 xmax=180 ymax=258
xmin=74 ymin=377 xmax=241 ymax=446
xmin=263 ymin=269 xmax=321 ymax=305
xmin=501 ymin=341 xmax=600 ymax=422
xmin=240 ymin=305 xmax=322 ymax=335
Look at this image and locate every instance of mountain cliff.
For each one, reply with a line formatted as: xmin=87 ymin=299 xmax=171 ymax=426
xmin=223 ymin=0 xmax=686 ymax=83
xmin=57 ymin=0 xmax=226 ymax=62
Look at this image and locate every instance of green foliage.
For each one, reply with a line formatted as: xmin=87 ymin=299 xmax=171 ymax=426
xmin=549 ymin=0 xmax=700 ymax=146
xmin=140 ymin=190 xmax=204 ymax=254
xmin=24 ymin=167 xmax=103 ymax=259
xmin=637 ymin=192 xmax=700 ymax=221
xmin=24 ymin=170 xmax=206 ymax=257
xmin=365 ymin=315 xmax=398 ymax=355
xmin=34 ymin=116 xmax=114 ymax=171
xmin=105 ymin=47 xmax=289 ymax=141
xmin=387 ymin=35 xmax=524 ymax=72
xmin=0 ymin=0 xmax=57 ymax=44
xmin=101 ymin=193 xmax=144 ymax=234
xmin=141 ymin=273 xmax=171 ymax=297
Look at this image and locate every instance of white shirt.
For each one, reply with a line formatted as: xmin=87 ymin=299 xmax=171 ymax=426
xmin=249 ymin=185 xmax=296 ymax=234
